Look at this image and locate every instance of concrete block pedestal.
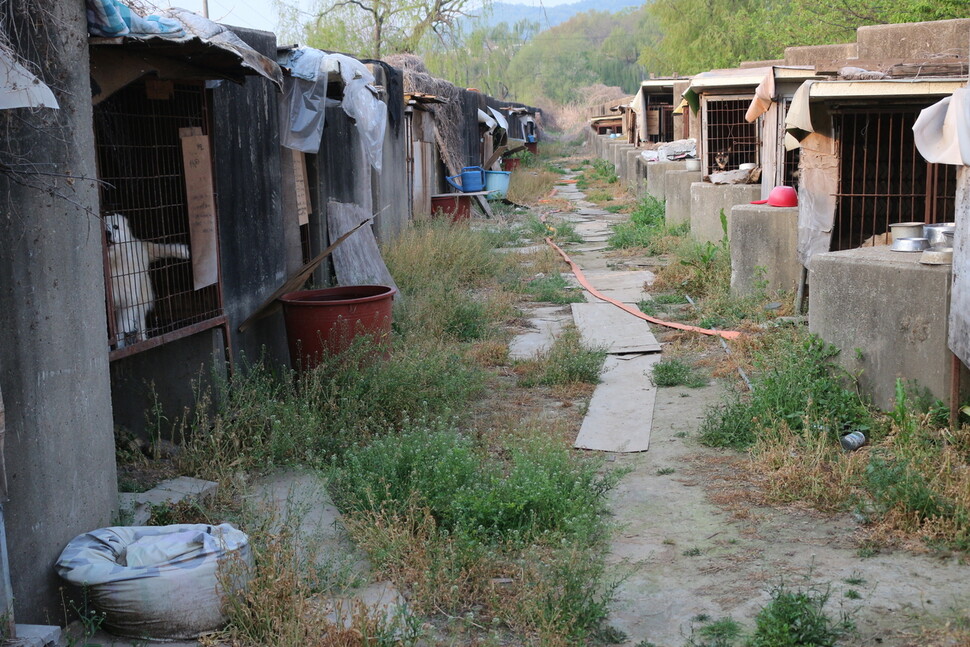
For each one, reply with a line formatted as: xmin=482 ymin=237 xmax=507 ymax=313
xmin=729 ymin=205 xmax=800 ymax=296
xmin=665 ymin=170 xmax=703 ymax=226
xmin=809 ymin=246 xmax=967 ymax=409
xmin=690 ymin=183 xmax=762 ymax=244
xmin=645 ymin=161 xmax=688 ymax=201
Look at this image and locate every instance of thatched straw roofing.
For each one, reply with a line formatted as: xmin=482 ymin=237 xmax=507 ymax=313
xmin=386 ymin=53 xmax=465 ymax=176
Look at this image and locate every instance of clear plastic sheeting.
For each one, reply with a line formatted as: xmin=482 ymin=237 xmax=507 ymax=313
xmin=56 ymin=523 xmax=250 ymax=639
xmin=279 ymin=49 xmax=387 ymax=169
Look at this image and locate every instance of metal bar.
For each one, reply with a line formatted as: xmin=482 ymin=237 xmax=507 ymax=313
xmin=109 ymin=315 xmax=228 ymax=361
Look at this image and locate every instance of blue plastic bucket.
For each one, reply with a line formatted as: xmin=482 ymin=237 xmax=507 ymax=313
xmin=485 ymin=170 xmax=511 ymax=200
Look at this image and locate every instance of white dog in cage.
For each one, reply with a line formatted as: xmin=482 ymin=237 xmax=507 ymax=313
xmin=105 ymin=213 xmax=190 ymax=347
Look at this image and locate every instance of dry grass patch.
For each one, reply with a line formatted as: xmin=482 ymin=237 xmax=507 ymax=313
xmin=507 ymin=169 xmax=560 ymax=205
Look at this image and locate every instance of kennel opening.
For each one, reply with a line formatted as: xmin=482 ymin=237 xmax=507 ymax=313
xmin=95 ymin=79 xmax=225 ymax=356
xmin=702 ymin=96 xmax=760 ymax=175
xmin=832 ymin=106 xmax=957 ymax=251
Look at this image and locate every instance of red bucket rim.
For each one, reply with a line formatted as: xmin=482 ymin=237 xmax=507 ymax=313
xmin=279 ymin=285 xmax=397 ymax=306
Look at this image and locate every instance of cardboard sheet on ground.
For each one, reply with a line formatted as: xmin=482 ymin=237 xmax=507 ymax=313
xmin=328 ymin=201 xmax=398 ymax=292
xmin=574 ymin=270 xmax=656 ymax=303
xmin=571 ymin=302 xmax=661 ymax=353
xmin=508 ymin=306 xmax=571 ymax=360
xmin=574 ymin=354 xmax=661 ymax=452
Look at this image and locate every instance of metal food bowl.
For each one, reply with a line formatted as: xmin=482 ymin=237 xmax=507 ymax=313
xmin=923 ymin=223 xmax=955 ymax=247
xmin=889 ymin=222 xmax=925 ymax=241
xmin=890 ymin=237 xmax=930 ymax=252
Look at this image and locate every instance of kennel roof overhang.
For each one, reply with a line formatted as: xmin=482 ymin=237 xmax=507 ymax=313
xmin=683 ymin=66 xmax=816 ymax=113
xmin=783 ymin=77 xmax=969 ymax=149
xmin=89 ymin=10 xmax=283 ymax=104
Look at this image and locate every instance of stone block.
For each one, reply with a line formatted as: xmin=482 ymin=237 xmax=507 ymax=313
xmin=690 ymin=183 xmax=762 ymax=244
xmin=13 ymin=625 xmax=60 ymax=647
xmin=664 ymin=171 xmax=702 ymax=226
xmin=809 ymin=246 xmax=967 ymax=409
xmin=119 ymin=477 xmax=218 ymax=526
xmin=625 ymin=149 xmax=641 ymax=192
xmin=646 ymin=160 xmax=687 ymax=201
xmin=729 ymin=205 xmax=800 ymax=296
xmin=856 ymin=18 xmax=970 ymax=62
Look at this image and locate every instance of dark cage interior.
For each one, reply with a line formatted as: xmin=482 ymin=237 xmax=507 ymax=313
xmin=705 ymin=98 xmax=758 ymax=173
xmin=95 ymin=80 xmax=223 ymax=351
xmin=833 ymin=107 xmax=957 ymax=250
xmin=644 ymin=97 xmax=675 ymax=144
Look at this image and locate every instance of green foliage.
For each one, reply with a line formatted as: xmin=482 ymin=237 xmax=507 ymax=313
xmin=746 ymin=583 xmax=853 ymax=647
xmin=700 ymin=332 xmax=873 ymax=450
xmin=652 ymin=359 xmax=708 ymax=388
xmin=518 ymin=327 xmax=607 ymax=387
xmin=524 ymin=274 xmax=585 ymax=305
xmin=686 ymin=616 xmax=744 ymax=647
xmin=590 ymin=158 xmax=619 ymax=184
xmin=609 ymin=195 xmax=690 ymax=253
xmin=328 ymin=422 xmax=618 ymax=542
xmin=865 ymin=455 xmax=956 ymax=524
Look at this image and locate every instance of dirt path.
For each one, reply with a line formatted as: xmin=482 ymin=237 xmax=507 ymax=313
xmin=543 ymin=172 xmax=970 ymax=647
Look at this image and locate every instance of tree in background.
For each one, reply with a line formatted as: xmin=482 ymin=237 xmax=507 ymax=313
xmin=280 ymin=0 xmax=484 ymax=58
xmin=638 ymin=0 xmax=969 ymax=76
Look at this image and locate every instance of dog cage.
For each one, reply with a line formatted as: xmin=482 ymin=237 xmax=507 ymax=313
xmin=703 ymin=96 xmax=759 ymax=174
xmin=95 ymin=79 xmax=225 ymax=356
xmin=644 ymin=98 xmax=675 ymax=144
xmin=832 ymin=107 xmax=957 ymax=250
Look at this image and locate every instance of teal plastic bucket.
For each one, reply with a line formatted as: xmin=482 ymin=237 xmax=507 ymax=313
xmin=485 ymin=170 xmax=511 ymax=200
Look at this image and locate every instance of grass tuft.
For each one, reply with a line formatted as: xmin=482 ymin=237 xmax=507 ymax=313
xmin=652 ymin=359 xmax=708 ymax=388
xmin=517 ymin=326 xmax=606 ymax=387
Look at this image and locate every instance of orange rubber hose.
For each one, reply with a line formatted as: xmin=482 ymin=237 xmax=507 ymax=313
xmin=544 ymin=237 xmax=742 ymax=341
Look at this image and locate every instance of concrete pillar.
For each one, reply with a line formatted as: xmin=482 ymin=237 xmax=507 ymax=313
xmin=665 ymin=171 xmax=702 ymax=226
xmin=809 ymin=247 xmax=967 ymax=409
xmin=729 ymin=205 xmax=800 ymax=296
xmin=646 ymin=161 xmax=688 ymax=201
xmin=0 ymin=0 xmax=117 ymax=620
xmin=690 ymin=183 xmax=762 ymax=244
xmin=625 ymin=149 xmax=641 ymax=194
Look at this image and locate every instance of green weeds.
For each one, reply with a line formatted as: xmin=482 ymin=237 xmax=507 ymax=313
xmin=652 ymin=359 xmax=708 ymax=388
xmin=524 ymin=274 xmax=584 ymax=305
xmin=747 ymin=584 xmax=853 ymax=647
xmin=700 ymin=332 xmax=872 ymax=450
xmin=517 ymin=326 xmax=607 ymax=387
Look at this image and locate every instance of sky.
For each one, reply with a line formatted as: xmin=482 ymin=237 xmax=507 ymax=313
xmin=162 ymin=0 xmax=579 ymax=34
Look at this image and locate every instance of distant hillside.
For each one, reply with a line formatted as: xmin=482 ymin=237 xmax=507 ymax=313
xmin=473 ymin=0 xmax=644 ymax=29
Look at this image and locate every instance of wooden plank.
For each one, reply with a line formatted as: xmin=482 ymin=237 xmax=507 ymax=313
xmin=0 ymin=383 xmax=13 ymax=634
xmin=574 ymin=354 xmax=660 ymax=452
xmin=237 ymin=217 xmax=371 ymax=332
xmin=328 ymin=201 xmax=398 ymax=291
xmin=474 ymin=193 xmax=495 ymax=219
xmin=179 ymin=127 xmax=218 ymax=290
xmin=948 ymin=168 xmax=970 ymax=368
xmin=570 ymin=302 xmax=661 ymax=354
xmin=484 ymin=145 xmax=508 ymax=170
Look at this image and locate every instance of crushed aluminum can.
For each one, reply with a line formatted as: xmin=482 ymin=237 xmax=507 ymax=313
xmin=840 ymin=431 xmax=867 ymax=451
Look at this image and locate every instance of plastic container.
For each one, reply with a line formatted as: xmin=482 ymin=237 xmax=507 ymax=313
xmin=279 ymin=285 xmax=396 ymax=371
xmin=431 ymin=194 xmax=472 ymax=222
xmin=501 ymin=157 xmax=520 ymax=172
xmin=445 ymin=166 xmax=486 ymax=192
xmin=484 ymin=170 xmax=511 ymax=200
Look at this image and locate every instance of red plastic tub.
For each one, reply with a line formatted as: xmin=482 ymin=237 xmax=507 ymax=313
xmin=279 ymin=285 xmax=396 ymax=371
xmin=501 ymin=157 xmax=520 ymax=172
xmin=431 ymin=194 xmax=471 ymax=222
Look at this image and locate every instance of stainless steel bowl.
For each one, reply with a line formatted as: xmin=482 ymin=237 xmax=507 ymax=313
xmin=890 ymin=237 xmax=930 ymax=252
xmin=889 ymin=222 xmax=925 ymax=241
xmin=923 ymin=223 xmax=955 ymax=247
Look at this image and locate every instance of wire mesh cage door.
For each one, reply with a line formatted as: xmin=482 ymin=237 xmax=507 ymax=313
xmin=702 ymin=95 xmax=760 ymax=175
xmin=95 ymin=80 xmax=224 ymax=354
xmin=832 ymin=107 xmax=958 ymax=250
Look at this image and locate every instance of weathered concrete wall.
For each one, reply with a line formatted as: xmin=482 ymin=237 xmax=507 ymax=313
xmin=665 ymin=171 xmax=702 ymax=226
xmin=856 ymin=18 xmax=970 ymax=61
xmin=0 ymin=0 xmax=117 ymax=621
xmin=809 ymin=247 xmax=965 ymax=409
xmin=635 ymin=157 xmax=650 ymax=197
xmin=690 ymin=183 xmax=761 ymax=244
xmin=646 ymin=161 xmax=688 ymax=201
xmin=784 ymin=42 xmax=858 ymax=67
xmin=625 ymin=149 xmax=640 ymax=192
xmin=729 ymin=205 xmax=800 ymax=296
